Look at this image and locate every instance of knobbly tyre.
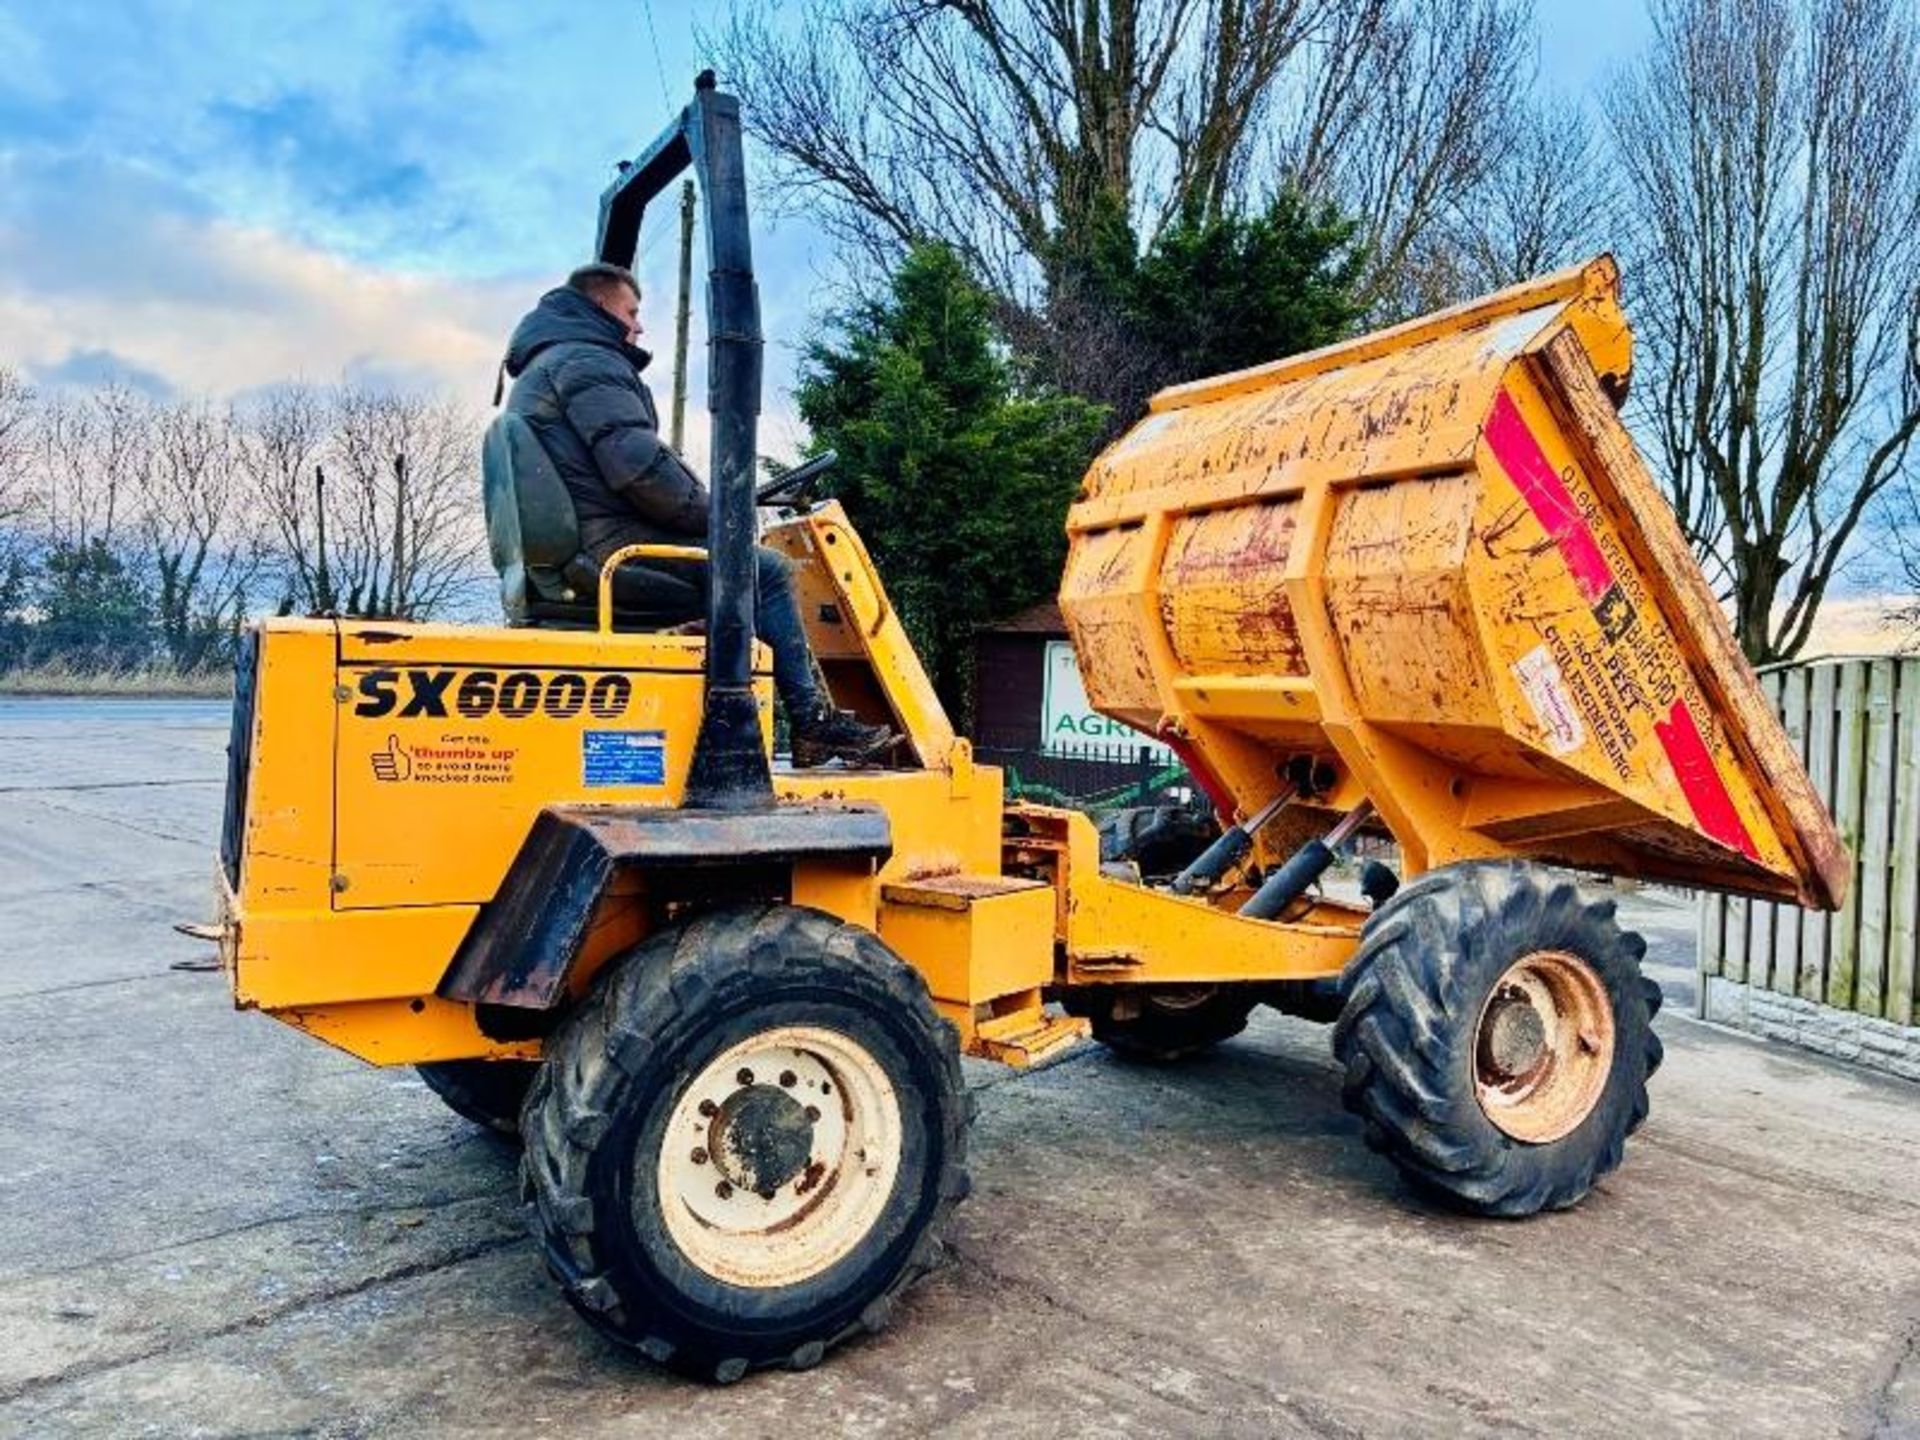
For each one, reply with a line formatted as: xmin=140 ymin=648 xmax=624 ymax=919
xmin=209 ymin=80 xmax=1846 ymax=1381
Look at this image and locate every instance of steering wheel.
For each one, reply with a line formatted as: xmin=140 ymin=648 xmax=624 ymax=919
xmin=756 ymin=449 xmax=838 ymax=506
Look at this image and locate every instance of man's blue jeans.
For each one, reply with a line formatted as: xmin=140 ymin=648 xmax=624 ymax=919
xmin=628 ymin=545 xmax=820 ymax=718
xmin=746 ymin=545 xmax=821 ymax=718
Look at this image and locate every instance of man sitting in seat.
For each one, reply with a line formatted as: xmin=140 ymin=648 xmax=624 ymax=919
xmin=501 ymin=262 xmax=894 ymax=767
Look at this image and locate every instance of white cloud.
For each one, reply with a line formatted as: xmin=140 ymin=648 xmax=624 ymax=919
xmin=0 ymin=1 xmax=831 ymax=467
xmin=0 ymin=199 xmax=809 ymax=471
xmin=1 ymin=206 xmax=521 ymax=401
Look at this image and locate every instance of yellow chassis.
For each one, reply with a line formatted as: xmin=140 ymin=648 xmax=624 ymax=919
xmin=218 ymin=501 xmax=1367 ymax=1071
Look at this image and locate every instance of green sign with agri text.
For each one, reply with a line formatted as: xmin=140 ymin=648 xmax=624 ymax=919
xmin=1040 ymin=641 xmax=1174 ymax=757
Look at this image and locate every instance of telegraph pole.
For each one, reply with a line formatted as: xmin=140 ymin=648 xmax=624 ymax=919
xmin=389 ymin=451 xmax=407 ymax=618
xmin=313 ymin=464 xmax=333 ymax=613
xmin=670 ymin=178 xmax=695 ymax=450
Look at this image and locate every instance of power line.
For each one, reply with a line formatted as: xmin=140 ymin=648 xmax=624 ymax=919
xmin=636 ymin=201 xmax=675 ymax=265
xmin=629 ymin=3 xmax=682 ymax=286
xmin=638 ymin=0 xmax=670 ymax=97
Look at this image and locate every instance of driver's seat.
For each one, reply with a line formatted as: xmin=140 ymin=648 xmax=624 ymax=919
xmin=480 ymin=412 xmax=703 ymax=630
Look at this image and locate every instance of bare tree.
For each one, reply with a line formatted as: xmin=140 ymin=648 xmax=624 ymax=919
xmin=232 ymin=385 xmax=333 ymax=611
xmin=719 ymin=0 xmax=1531 ymax=322
xmin=30 ymin=384 xmax=152 ymax=554
xmin=1 ymin=385 xmax=159 ymax=666
xmin=0 ymin=375 xmax=492 ymax=669
xmin=1607 ymin=0 xmax=1920 ymax=663
xmin=230 ymin=384 xmax=489 ymax=621
xmin=1872 ymin=291 xmax=1920 ymax=624
xmin=1433 ymin=91 xmax=1614 ymax=295
xmin=324 ymin=387 xmax=486 ymax=619
xmin=0 ymin=368 xmax=35 ymax=637
xmin=1271 ymin=0 xmax=1535 ymax=316
xmin=0 ymin=366 xmax=33 ymax=528
xmin=144 ymin=402 xmax=267 ymax=670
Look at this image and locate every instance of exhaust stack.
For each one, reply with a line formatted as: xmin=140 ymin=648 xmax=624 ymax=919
xmin=597 ymin=74 xmax=772 ymax=809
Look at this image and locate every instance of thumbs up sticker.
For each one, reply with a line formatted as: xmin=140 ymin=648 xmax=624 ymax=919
xmin=370 ymin=734 xmax=413 ymax=782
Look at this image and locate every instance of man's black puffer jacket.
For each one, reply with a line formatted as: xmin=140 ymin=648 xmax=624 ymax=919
xmin=502 ymin=287 xmax=708 ymax=554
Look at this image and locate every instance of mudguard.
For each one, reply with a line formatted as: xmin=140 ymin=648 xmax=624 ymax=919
xmin=440 ymin=801 xmax=892 ymax=1009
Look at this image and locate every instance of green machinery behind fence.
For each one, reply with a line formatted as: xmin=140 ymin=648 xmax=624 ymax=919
xmin=980 ymin=740 xmax=1192 ymax=811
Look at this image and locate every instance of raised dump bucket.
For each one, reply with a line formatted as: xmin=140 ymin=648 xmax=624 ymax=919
xmin=1060 ymin=257 xmax=1846 ymax=909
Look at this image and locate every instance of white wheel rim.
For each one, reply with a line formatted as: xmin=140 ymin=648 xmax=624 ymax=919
xmin=653 ymin=1024 xmax=903 ymax=1289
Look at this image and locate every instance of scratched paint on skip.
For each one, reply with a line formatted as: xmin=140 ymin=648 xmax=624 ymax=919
xmin=1475 ymin=305 xmax=1560 ymax=366
xmin=1103 ymin=410 xmax=1175 ymax=462
xmin=1484 ymin=387 xmax=1616 ymax=603
xmin=1482 ymin=382 xmax=1763 ymax=859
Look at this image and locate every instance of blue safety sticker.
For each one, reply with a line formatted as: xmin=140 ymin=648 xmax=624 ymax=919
xmin=583 ymin=730 xmax=667 ymax=787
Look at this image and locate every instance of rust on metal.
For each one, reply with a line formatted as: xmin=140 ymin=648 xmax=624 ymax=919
xmin=1062 ymin=255 xmax=1845 ymax=909
xmin=1534 ymin=331 xmax=1848 ymax=909
xmin=440 ymin=802 xmax=893 ymax=1010
xmin=1473 ymin=949 xmax=1616 ymax=1144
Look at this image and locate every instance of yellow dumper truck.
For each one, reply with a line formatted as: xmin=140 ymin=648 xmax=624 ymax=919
xmin=211 ymin=84 xmax=1845 ymax=1380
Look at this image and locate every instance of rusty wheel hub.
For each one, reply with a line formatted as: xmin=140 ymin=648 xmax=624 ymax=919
xmin=709 ymin=1084 xmax=816 ymax=1198
xmin=1473 ymin=950 xmax=1615 ymax=1144
xmin=655 ymin=1026 xmax=902 ymax=1288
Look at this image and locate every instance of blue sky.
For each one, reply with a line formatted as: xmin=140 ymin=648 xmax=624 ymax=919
xmin=0 ymin=0 xmax=1655 ymax=462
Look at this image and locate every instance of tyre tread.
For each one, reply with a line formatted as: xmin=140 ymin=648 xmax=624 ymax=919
xmin=416 ymin=1058 xmax=537 ymax=1138
xmin=1332 ymin=861 xmax=1662 ymax=1216
xmin=521 ymin=903 xmax=968 ymax=1381
xmin=1062 ymin=984 xmax=1258 ymax=1061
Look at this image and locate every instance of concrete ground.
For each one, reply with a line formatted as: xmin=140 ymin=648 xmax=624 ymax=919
xmin=2 ymin=698 xmax=1918 ymax=1439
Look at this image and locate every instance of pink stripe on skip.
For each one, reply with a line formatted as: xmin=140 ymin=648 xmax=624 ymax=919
xmin=1484 ymin=388 xmax=1615 ymax=604
xmin=1655 ymin=700 xmax=1760 ymax=861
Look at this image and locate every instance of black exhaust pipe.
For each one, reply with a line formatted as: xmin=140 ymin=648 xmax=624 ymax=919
xmin=597 ymin=74 xmax=772 ymax=810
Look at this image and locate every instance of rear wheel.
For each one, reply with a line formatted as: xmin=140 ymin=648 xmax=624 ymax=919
xmin=1332 ymin=861 xmax=1662 ymax=1216
xmin=416 ymin=1059 xmax=536 ymax=1138
xmin=521 ymin=904 xmax=969 ymax=1381
xmin=1063 ymin=984 xmax=1258 ymax=1061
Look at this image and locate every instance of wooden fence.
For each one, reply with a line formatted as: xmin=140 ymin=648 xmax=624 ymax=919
xmin=1697 ymin=656 xmax=1918 ymax=1028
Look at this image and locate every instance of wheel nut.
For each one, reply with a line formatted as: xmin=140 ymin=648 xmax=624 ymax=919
xmin=804 ymin=1105 xmax=821 ymax=1122
xmin=736 ymin=1068 xmax=755 ymax=1086
xmin=715 ymin=1180 xmax=733 ymax=1199
xmin=691 ymin=1147 xmax=708 ymax=1165
xmin=779 ymin=1070 xmax=797 ymax=1088
xmin=698 ymin=1099 xmax=718 ymax=1118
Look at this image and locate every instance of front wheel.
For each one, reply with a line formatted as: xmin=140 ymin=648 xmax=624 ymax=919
xmin=1332 ymin=862 xmax=1663 ymax=1217
xmin=521 ymin=905 xmax=969 ymax=1381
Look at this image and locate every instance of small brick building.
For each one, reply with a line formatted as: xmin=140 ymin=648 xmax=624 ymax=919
xmin=969 ymin=601 xmax=1067 ymax=751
